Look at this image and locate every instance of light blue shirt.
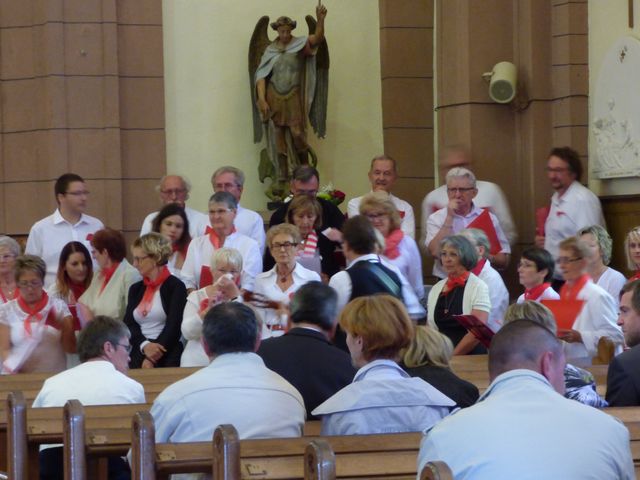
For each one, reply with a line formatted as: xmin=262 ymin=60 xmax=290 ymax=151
xmin=417 ymin=369 xmax=634 ymax=480
xmin=312 ymin=359 xmax=455 ymax=435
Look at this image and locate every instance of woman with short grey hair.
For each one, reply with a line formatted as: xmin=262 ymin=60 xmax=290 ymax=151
xmin=578 ymin=225 xmax=626 ymax=304
xmin=426 ymin=235 xmax=491 ymax=355
xmin=0 ymin=236 xmax=20 ymax=304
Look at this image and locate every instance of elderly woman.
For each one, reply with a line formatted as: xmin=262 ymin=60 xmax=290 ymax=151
xmin=182 ymin=191 xmax=262 ymax=291
xmin=359 ymin=192 xmax=424 ymax=301
xmin=460 ymin=228 xmax=508 ymax=333
xmin=265 ymin=195 xmax=340 ymax=278
xmin=578 ymin=225 xmax=626 ymax=303
xmin=124 ymin=233 xmax=187 ymax=368
xmin=556 ymin=237 xmax=623 ymax=363
xmin=0 ymin=236 xmax=21 ymax=304
xmin=625 ymin=226 xmax=640 ymax=280
xmin=0 ymin=256 xmax=75 ymax=373
xmin=80 ymin=228 xmax=140 ymax=320
xmin=516 ymin=247 xmax=560 ymax=303
xmin=402 ymin=326 xmax=479 ymax=408
xmin=151 ymin=203 xmax=191 ymax=277
xmin=504 ymin=301 xmax=607 ymax=408
xmin=312 ymin=295 xmax=455 ymax=434
xmin=427 ymin=235 xmax=491 ymax=355
xmin=181 ymin=247 xmax=243 ymax=366
xmin=254 ymin=224 xmax=320 ymax=335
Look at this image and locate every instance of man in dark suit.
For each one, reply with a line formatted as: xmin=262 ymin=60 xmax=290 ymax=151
xmin=257 ymin=281 xmax=356 ymax=419
xmin=606 ymin=279 xmax=640 ymax=406
xmin=268 ymin=165 xmax=345 ymax=235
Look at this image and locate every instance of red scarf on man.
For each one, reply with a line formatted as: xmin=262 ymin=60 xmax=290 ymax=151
xmin=471 ymin=258 xmax=487 ymax=276
xmin=99 ymin=262 xmax=120 ymax=294
xmin=136 ymin=266 xmax=171 ymax=317
xmin=18 ymin=291 xmax=54 ymax=336
xmin=383 ymin=229 xmax=404 ymax=260
xmin=206 ymin=226 xmax=236 ymax=249
xmin=524 ymin=282 xmax=552 ymax=301
xmin=443 ymin=271 xmax=470 ymax=294
xmin=560 ymin=274 xmax=590 ymax=301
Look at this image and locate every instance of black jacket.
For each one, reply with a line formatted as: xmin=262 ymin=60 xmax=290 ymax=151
xmin=606 ymin=346 xmax=640 ymax=406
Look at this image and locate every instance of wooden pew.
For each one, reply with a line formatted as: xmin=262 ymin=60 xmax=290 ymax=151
xmin=130 ymin=419 xmax=423 ymax=480
xmin=418 ymin=461 xmax=454 ymax=480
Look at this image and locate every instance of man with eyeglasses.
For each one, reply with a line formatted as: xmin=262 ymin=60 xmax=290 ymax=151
xmin=211 ymin=166 xmax=266 ymax=253
xmin=425 ymin=167 xmax=510 ymax=278
xmin=347 ymin=155 xmax=415 ymax=238
xmin=26 ymin=173 xmax=104 ymax=287
xmin=140 ymin=174 xmax=209 ymax=238
xmin=33 ymin=316 xmax=144 ymax=480
xmin=535 ymin=147 xmax=605 ymax=284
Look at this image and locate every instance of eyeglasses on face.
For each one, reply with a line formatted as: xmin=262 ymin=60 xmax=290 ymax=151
xmin=272 ymin=242 xmax=298 ymax=250
xmin=17 ymin=280 xmax=43 ymax=289
xmin=447 ymin=187 xmax=475 ymax=194
xmin=556 ymin=256 xmax=582 ymax=265
xmin=116 ymin=343 xmax=132 ymax=354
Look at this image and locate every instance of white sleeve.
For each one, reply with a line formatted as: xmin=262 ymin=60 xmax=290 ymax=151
xmin=403 ymin=238 xmax=425 ymax=300
xmin=425 ymin=210 xmax=444 ymax=250
xmin=487 ymin=184 xmax=517 ymax=245
xmin=329 ymin=271 xmax=352 ymax=314
xmin=140 ymin=214 xmax=153 ymax=236
xmin=469 ymin=277 xmax=491 ymax=314
xmin=575 ymin=194 xmax=605 ymax=231
xmin=25 ymin=223 xmax=42 ymax=256
xmin=240 ymin=242 xmax=263 ymax=292
xmin=579 ymin=291 xmax=624 ymax=357
xmin=252 ymin=217 xmax=267 ymax=255
xmin=400 ymin=205 xmax=416 ymax=239
xmin=347 ymin=198 xmax=360 ymax=218
xmin=181 ymin=292 xmax=204 ymax=340
xmin=181 ymin=242 xmax=199 ymax=290
xmin=382 ymin=259 xmax=425 ymax=319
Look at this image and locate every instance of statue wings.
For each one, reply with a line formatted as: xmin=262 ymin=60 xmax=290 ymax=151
xmin=247 ymin=15 xmax=330 ymax=143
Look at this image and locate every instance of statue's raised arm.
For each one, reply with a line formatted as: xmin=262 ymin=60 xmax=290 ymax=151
xmin=248 ymin=5 xmax=329 ymax=201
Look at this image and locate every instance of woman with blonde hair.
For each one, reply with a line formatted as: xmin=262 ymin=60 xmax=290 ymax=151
xmin=402 ymin=326 xmax=479 ymax=408
xmin=313 ymin=295 xmax=455 ymax=434
xmin=359 ymin=192 xmax=424 ymax=301
xmin=578 ymin=225 xmax=626 ymax=303
xmin=625 ymin=226 xmax=640 ymax=280
xmin=123 ymin=233 xmax=187 ymax=368
xmin=504 ymin=301 xmax=607 ymax=408
xmin=0 ymin=236 xmax=20 ymax=304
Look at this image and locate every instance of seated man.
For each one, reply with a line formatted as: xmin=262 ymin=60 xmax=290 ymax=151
xmin=347 ymin=155 xmax=415 ymax=238
xmin=33 ymin=316 xmax=145 ymax=480
xmin=150 ymin=302 xmax=305 ymax=447
xmin=418 ymin=320 xmax=634 ymax=479
xmin=607 ymin=279 xmax=640 ymax=406
xmin=257 ymin=282 xmax=356 ymax=418
xmin=140 ymin=174 xmax=209 ymax=238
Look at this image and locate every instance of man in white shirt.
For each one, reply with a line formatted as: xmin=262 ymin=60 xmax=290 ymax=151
xmin=421 ymin=145 xmax=517 ymax=248
xmin=33 ymin=316 xmax=145 ymax=480
xmin=25 ymin=173 xmax=104 ymax=287
xmin=211 ymin=166 xmax=266 ymax=253
xmin=426 ymin=167 xmax=510 ymax=278
xmin=535 ymin=146 xmax=605 ymax=282
xmin=417 ymin=319 xmax=634 ymax=480
xmin=348 ymin=155 xmax=415 ymax=238
xmin=150 ymin=302 xmax=305 ymax=476
xmin=140 ymin=175 xmax=209 ymax=238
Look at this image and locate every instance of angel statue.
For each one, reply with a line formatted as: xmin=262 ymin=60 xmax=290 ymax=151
xmin=249 ymin=4 xmax=329 ymax=201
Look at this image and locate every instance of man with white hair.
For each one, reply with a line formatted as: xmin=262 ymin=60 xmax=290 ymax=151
xmin=461 ymin=228 xmax=508 ymax=333
xmin=421 ymin=145 xmax=516 ymax=247
xmin=211 ymin=166 xmax=266 ymax=253
xmin=140 ymin=175 xmax=209 ymax=238
xmin=425 ymin=167 xmax=510 ymax=278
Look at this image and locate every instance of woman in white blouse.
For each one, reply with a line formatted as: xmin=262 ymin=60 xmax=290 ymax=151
xmin=0 ymin=236 xmax=20 ymax=305
xmin=180 ymin=247 xmax=243 ymax=367
xmin=578 ymin=225 xmax=626 ymax=305
xmin=516 ymin=247 xmax=559 ymax=303
xmin=254 ymin=224 xmax=320 ymax=336
xmin=359 ymin=192 xmax=424 ymax=302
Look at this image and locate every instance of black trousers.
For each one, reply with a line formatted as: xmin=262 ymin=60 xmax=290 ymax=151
xmin=39 ymin=447 xmax=131 ymax=480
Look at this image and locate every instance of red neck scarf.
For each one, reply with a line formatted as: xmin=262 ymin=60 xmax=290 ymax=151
xmin=100 ymin=262 xmax=120 ymax=294
xmin=18 ymin=292 xmax=49 ymax=336
xmin=560 ymin=274 xmax=590 ymax=301
xmin=383 ymin=229 xmax=404 ymax=260
xmin=524 ymin=282 xmax=551 ymax=301
xmin=630 ymin=271 xmax=640 ymax=282
xmin=69 ymin=281 xmax=86 ymax=303
xmin=471 ymin=258 xmax=487 ymax=276
xmin=443 ymin=271 xmax=470 ymax=293
xmin=136 ymin=266 xmax=171 ymax=317
xmin=299 ymin=231 xmax=319 ymax=258
xmin=205 ymin=226 xmax=236 ymax=249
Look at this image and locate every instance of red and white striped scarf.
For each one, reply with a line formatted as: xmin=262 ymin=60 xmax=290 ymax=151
xmin=298 ymin=231 xmax=318 ymax=258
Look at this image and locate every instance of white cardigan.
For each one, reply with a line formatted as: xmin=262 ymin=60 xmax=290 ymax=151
xmin=427 ymin=273 xmax=491 ymax=331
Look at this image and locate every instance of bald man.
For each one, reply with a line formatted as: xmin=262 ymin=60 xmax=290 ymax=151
xmin=417 ymin=320 xmax=634 ymax=479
